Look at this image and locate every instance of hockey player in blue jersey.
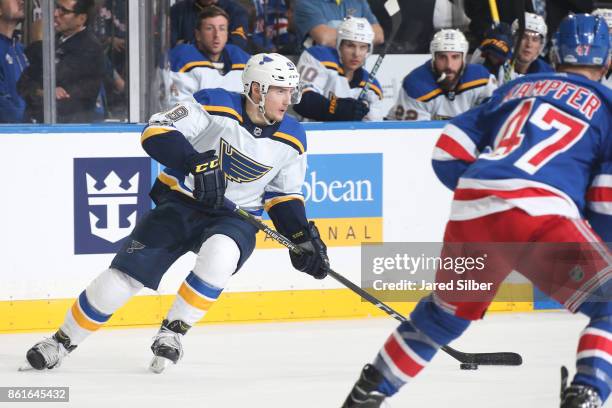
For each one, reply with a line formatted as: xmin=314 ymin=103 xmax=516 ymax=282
xmin=342 ymin=14 xmax=612 ymax=408
xmin=22 ymin=53 xmax=331 ymax=373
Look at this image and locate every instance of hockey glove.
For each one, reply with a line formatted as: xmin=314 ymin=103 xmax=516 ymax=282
xmin=186 ymin=150 xmax=226 ymax=209
xmin=289 ymin=221 xmax=330 ymax=279
xmin=328 ymin=95 xmax=370 ymax=121
xmin=480 ymin=23 xmax=512 ymax=68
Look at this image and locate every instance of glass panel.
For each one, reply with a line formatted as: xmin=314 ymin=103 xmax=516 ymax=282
xmin=92 ymin=0 xmax=129 ymax=121
xmin=0 ymin=0 xmax=30 ymax=123
xmin=147 ymin=0 xmax=172 ymax=116
xmin=17 ymin=0 xmax=123 ymax=123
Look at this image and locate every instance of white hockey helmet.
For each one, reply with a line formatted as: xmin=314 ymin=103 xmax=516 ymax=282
xmin=512 ymin=12 xmax=547 ymax=38
xmin=242 ymin=53 xmax=302 ymax=123
xmin=336 ymin=16 xmax=375 ymax=52
xmin=593 ymin=8 xmax=612 ymax=33
xmin=430 ymin=29 xmax=469 ymax=61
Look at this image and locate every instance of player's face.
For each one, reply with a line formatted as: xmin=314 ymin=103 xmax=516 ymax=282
xmin=516 ymin=31 xmax=543 ymax=64
xmin=433 ymin=51 xmax=463 ymax=83
xmin=339 ymin=40 xmax=369 ymax=71
xmin=0 ymin=0 xmax=24 ymax=21
xmin=195 ymin=15 xmax=228 ymax=58
xmin=54 ymin=0 xmax=86 ymax=35
xmin=264 ymin=86 xmax=293 ymax=122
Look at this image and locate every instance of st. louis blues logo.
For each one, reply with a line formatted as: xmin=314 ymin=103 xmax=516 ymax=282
xmin=220 ymin=138 xmax=272 ymax=183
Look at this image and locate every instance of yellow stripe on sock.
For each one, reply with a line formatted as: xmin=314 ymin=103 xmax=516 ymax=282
xmin=178 ymin=283 xmax=215 ymax=311
xmin=70 ymin=302 xmax=101 ymax=331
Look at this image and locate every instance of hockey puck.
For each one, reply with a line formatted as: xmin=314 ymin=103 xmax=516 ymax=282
xmin=460 ymin=363 xmax=478 ymax=370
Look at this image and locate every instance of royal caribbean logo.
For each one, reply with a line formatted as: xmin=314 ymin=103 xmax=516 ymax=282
xmin=74 ymin=158 xmax=151 ymax=254
xmin=258 ymin=153 xmax=383 ymax=248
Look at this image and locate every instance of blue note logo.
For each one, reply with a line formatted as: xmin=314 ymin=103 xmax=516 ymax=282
xmin=220 ymin=138 xmax=272 ymax=183
xmin=74 ymin=158 xmax=151 ymax=254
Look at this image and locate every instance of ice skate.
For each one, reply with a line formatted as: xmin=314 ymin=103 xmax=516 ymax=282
xmin=560 ymin=366 xmax=603 ymax=408
xmin=20 ymin=330 xmax=76 ymax=371
xmin=342 ymin=364 xmax=387 ymax=408
xmin=149 ymin=319 xmax=190 ymax=374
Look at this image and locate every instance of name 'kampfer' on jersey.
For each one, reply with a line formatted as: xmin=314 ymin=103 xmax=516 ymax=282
xmin=501 ymin=78 xmax=602 ymax=120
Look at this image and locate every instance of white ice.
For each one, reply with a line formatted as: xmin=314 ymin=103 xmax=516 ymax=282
xmin=1 ymin=311 xmax=604 ymax=408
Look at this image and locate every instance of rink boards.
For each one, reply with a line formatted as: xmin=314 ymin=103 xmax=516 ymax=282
xmin=0 ymin=122 xmax=548 ymax=333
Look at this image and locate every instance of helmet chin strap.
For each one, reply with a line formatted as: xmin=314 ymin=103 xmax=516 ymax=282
xmin=246 ymin=92 xmax=276 ymax=125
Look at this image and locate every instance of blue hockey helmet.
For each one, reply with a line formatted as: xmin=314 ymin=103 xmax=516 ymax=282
xmin=552 ymin=13 xmax=611 ymax=67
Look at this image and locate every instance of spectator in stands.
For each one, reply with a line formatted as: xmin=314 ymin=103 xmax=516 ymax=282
xmin=496 ymin=12 xmax=553 ymax=85
xmin=0 ymin=0 xmax=27 ymax=123
xmin=249 ymin=0 xmax=297 ymax=54
xmin=170 ymin=0 xmax=249 ymax=51
xmin=166 ymin=6 xmax=250 ymax=108
xmin=293 ymin=0 xmax=383 ymax=51
xmin=293 ymin=17 xmax=384 ymax=121
xmin=18 ymin=0 xmax=105 ymax=123
xmin=386 ymin=29 xmax=496 ymax=121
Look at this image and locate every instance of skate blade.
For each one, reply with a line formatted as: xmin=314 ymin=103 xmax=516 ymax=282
xmin=149 ymin=356 xmax=173 ymax=374
xmin=18 ymin=361 xmax=36 ymax=371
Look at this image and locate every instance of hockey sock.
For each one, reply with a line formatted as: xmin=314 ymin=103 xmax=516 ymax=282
xmin=166 ymin=234 xmax=239 ymax=326
xmin=166 ymin=271 xmax=223 ymax=326
xmin=61 ymin=268 xmax=143 ymax=345
xmin=574 ymin=301 xmax=612 ymax=402
xmin=373 ymin=294 xmax=471 ymax=395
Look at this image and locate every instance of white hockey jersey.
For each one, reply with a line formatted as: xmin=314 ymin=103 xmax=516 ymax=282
xmin=164 ymin=44 xmax=250 ymax=109
xmin=387 ymin=60 xmax=497 ymax=121
xmin=496 ymin=57 xmax=554 ymax=86
xmin=296 ymin=45 xmax=384 ymax=121
xmin=142 ymin=88 xmax=306 ymax=214
xmin=603 ymin=72 xmax=612 ymax=89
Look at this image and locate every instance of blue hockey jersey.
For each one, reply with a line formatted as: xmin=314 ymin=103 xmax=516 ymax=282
xmin=432 ymin=72 xmax=612 ymax=241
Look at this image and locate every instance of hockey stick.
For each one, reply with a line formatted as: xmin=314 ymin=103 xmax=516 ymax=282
xmin=224 ymin=199 xmax=523 ymax=367
xmin=488 ymin=0 xmax=500 ymax=24
xmin=357 ymin=0 xmax=401 ymax=101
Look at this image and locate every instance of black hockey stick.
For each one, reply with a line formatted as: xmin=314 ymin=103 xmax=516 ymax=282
xmin=224 ymin=199 xmax=523 ymax=367
xmin=357 ymin=0 xmax=402 ymax=101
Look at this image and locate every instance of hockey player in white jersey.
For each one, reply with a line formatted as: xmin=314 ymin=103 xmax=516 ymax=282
xmin=22 ymin=53 xmax=331 ymax=372
xmin=293 ymin=16 xmax=384 ymax=121
xmin=387 ymin=29 xmax=496 ymax=121
xmin=497 ymin=12 xmax=553 ymax=85
xmin=165 ymin=5 xmax=250 ymax=107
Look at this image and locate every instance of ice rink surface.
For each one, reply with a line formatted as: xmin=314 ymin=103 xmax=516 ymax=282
xmin=1 ymin=311 xmax=605 ymax=408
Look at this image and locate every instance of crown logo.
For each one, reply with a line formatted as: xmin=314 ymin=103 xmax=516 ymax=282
xmin=86 ymin=171 xmax=139 ymax=195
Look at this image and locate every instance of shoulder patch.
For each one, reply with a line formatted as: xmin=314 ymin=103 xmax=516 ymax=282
xmin=455 ymin=64 xmax=492 ymax=94
xmin=460 ymin=63 xmax=492 ymax=83
xmin=271 ymin=116 xmax=307 ymax=154
xmin=224 ymin=44 xmax=251 ymax=66
xmin=306 ymin=46 xmax=343 ymax=74
xmin=193 ymin=88 xmax=244 ymax=123
xmin=358 ymin=70 xmax=384 ymax=99
xmin=169 ymin=44 xmax=211 ymax=73
xmin=403 ymin=61 xmax=441 ymax=101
